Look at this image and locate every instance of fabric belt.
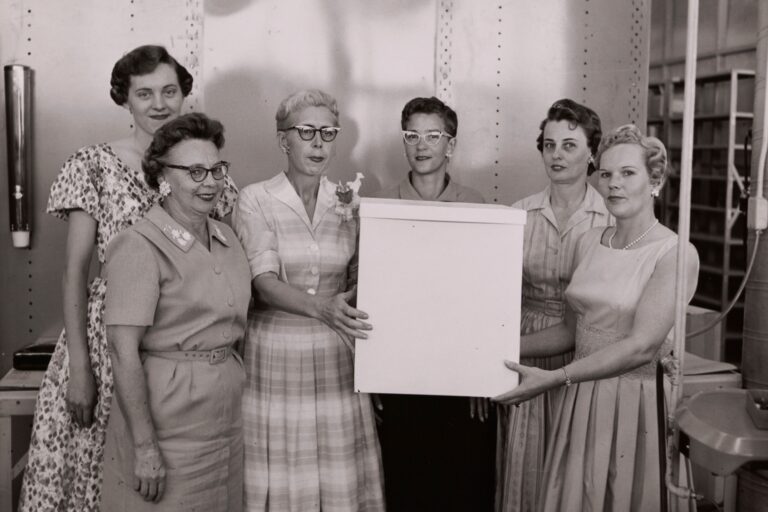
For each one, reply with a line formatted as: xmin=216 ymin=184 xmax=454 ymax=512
xmin=141 ymin=345 xmax=233 ymax=365
xmin=523 ymin=297 xmax=565 ymax=317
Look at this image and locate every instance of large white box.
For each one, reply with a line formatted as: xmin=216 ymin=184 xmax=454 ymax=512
xmin=355 ymin=198 xmax=525 ymax=397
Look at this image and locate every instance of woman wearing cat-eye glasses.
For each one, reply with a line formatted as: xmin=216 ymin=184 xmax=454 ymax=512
xmin=101 ymin=113 xmax=250 ymax=511
xmin=233 ymin=89 xmax=385 ymax=512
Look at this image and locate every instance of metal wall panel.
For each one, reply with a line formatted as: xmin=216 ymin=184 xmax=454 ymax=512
xmin=0 ymin=0 xmax=650 ymax=371
xmin=0 ymin=0 xmax=205 ymax=371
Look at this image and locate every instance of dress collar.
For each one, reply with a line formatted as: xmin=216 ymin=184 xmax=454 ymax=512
xmin=145 ymin=204 xmax=229 ymax=252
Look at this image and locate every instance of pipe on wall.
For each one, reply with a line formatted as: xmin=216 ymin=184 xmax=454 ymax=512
xmin=4 ymin=64 xmax=33 ymax=248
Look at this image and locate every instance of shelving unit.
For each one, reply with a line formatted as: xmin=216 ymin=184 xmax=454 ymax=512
xmin=647 ymin=69 xmax=754 ymax=364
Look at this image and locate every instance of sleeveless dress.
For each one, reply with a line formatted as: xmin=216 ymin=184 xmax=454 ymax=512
xmin=19 ymin=144 xmax=237 ymax=512
xmin=497 ymin=185 xmax=610 ymax=512
xmin=234 ymin=173 xmax=385 ymax=512
xmin=539 ymin=228 xmax=685 ymax=512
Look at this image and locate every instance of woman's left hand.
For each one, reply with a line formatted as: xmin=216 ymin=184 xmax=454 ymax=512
xmin=493 ymin=361 xmax=561 ymax=406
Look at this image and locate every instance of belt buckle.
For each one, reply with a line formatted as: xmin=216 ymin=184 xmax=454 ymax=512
xmin=209 ymin=347 xmax=228 ymax=365
xmin=545 ymin=300 xmax=563 ymax=317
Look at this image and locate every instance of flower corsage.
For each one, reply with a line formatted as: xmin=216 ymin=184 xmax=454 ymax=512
xmin=328 ymin=172 xmax=364 ymax=222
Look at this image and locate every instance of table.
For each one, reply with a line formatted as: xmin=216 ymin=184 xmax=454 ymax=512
xmin=0 ymin=369 xmax=44 ymax=512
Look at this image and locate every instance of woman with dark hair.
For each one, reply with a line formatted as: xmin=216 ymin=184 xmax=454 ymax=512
xmin=375 ymin=96 xmax=493 ymax=511
xmin=496 ymin=99 xmax=611 ymax=512
xmin=234 ymin=89 xmax=384 ymax=511
xmin=496 ymin=124 xmax=699 ymax=511
xmin=101 ymin=112 xmax=249 ymax=511
xmin=376 ymin=96 xmax=483 ymax=202
xmin=19 ymin=46 xmax=236 ymax=512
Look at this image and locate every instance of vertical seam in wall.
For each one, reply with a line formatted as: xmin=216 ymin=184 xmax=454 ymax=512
xmin=23 ymin=2 xmax=34 ymax=338
xmin=435 ymin=0 xmax=453 ymax=105
xmin=628 ymin=0 xmax=645 ymax=125
xmin=185 ymin=0 xmax=203 ymax=112
xmin=582 ymin=0 xmax=590 ymax=105
xmin=494 ymin=2 xmax=503 ymax=203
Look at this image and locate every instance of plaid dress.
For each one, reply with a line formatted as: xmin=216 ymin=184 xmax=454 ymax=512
xmin=234 ymin=172 xmax=384 ymax=512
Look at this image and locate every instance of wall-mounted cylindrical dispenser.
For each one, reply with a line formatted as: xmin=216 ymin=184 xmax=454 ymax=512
xmin=4 ymin=64 xmax=33 ymax=248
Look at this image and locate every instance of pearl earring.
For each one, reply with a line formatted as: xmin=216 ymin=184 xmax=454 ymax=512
xmin=159 ymin=180 xmax=171 ymax=198
xmin=651 ymin=188 xmax=660 ymax=198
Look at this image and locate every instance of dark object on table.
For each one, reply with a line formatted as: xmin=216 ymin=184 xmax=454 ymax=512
xmin=13 ymin=343 xmax=56 ymax=371
xmin=746 ymin=389 xmax=768 ymax=430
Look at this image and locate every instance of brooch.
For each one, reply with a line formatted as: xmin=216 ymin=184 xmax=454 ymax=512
xmin=328 ymin=172 xmax=364 ymax=222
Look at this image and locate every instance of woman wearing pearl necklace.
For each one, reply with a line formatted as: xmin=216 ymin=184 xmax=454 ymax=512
xmin=495 ymin=124 xmax=700 ymax=511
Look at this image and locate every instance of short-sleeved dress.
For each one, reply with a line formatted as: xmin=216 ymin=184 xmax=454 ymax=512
xmin=539 ymin=228 xmax=691 ymax=512
xmin=373 ymin=172 xmax=495 ymax=512
xmin=496 ymin=184 xmax=611 ymax=512
xmin=19 ymin=144 xmax=237 ymax=512
xmin=100 ymin=205 xmax=251 ymax=512
xmin=233 ymin=172 xmax=385 ymax=512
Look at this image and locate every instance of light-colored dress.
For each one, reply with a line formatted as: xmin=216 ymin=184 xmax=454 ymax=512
xmin=19 ymin=144 xmax=237 ymax=512
xmin=539 ymin=228 xmax=687 ymax=511
xmin=101 ymin=205 xmax=250 ymax=512
xmin=234 ymin=172 xmax=385 ymax=512
xmin=497 ymin=184 xmax=611 ymax=512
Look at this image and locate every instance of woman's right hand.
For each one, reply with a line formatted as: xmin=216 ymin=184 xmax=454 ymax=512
xmin=318 ymin=288 xmax=372 ymax=341
xmin=133 ymin=444 xmax=166 ymax=503
xmin=66 ymin=359 xmax=97 ymax=428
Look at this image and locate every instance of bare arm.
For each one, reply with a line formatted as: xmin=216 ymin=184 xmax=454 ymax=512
xmin=253 ymin=273 xmax=371 ymax=340
xmin=496 ymin=245 xmax=699 ymax=404
xmin=519 ymin=307 xmax=577 ymax=359
xmin=106 ymin=324 xmax=166 ymax=503
xmin=62 ymin=209 xmax=98 ymax=427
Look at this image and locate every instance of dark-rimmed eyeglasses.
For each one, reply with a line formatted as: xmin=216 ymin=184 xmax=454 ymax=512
xmin=402 ymin=130 xmax=453 ymax=146
xmin=164 ymin=161 xmax=230 ymax=182
xmin=285 ymin=125 xmax=341 ymax=142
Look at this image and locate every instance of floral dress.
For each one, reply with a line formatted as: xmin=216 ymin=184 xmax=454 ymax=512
xmin=18 ymin=143 xmax=237 ymax=512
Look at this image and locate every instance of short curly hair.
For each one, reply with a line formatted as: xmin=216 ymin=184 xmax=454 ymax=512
xmin=536 ymin=98 xmax=602 ymax=174
xmin=142 ymin=113 xmax=225 ymax=190
xmin=275 ymin=89 xmax=339 ymax=131
xmin=400 ymin=96 xmax=458 ymax=137
xmin=110 ymin=45 xmax=193 ymax=106
xmin=596 ymin=124 xmax=669 ymax=186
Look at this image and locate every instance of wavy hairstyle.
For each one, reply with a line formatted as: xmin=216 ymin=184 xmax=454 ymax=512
xmin=275 ymin=89 xmax=340 ymax=131
xmin=110 ymin=45 xmax=193 ymax=106
xmin=400 ymin=96 xmax=458 ymax=137
xmin=596 ymin=124 xmax=669 ymax=186
xmin=536 ymin=98 xmax=602 ymax=174
xmin=142 ymin=113 xmax=225 ymax=190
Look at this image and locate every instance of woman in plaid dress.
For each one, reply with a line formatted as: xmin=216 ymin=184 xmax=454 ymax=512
xmin=233 ymin=89 xmax=385 ymax=512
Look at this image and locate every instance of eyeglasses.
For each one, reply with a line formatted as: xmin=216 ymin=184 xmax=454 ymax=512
xmin=285 ymin=125 xmax=341 ymax=142
xmin=402 ymin=130 xmax=454 ymax=146
xmin=164 ymin=161 xmax=230 ymax=182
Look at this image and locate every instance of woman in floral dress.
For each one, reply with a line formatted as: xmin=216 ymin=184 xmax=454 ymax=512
xmin=19 ymin=45 xmax=237 ymax=512
xmin=233 ymin=89 xmax=384 ymax=512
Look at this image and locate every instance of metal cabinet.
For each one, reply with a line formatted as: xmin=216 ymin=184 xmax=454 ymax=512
xmin=648 ymin=69 xmax=754 ymax=363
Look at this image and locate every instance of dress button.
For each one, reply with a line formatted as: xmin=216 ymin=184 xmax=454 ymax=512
xmin=227 ymin=297 xmax=234 ymax=307
xmin=311 ymin=266 xmax=319 ymax=275
xmin=214 ymin=266 xmax=222 ymax=275
xmin=307 ymin=288 xmax=317 ymax=295
xmin=310 ymin=243 xmax=319 ymax=252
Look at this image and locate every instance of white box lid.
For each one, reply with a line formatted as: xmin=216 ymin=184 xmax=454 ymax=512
xmin=360 ymin=197 xmax=526 ymax=225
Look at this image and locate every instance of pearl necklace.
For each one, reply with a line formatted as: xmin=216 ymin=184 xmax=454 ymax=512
xmin=608 ymin=219 xmax=659 ymax=250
